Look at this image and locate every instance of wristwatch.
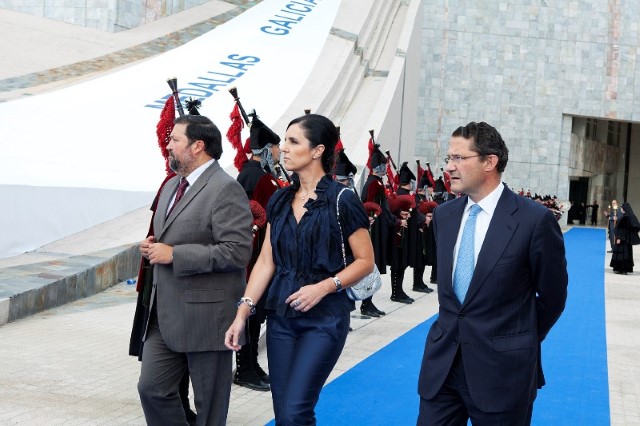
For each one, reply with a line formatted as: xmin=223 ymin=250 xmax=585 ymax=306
xmin=332 ymin=276 xmax=343 ymax=293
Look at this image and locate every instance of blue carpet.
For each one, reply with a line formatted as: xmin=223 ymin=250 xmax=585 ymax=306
xmin=534 ymin=228 xmax=609 ymax=425
xmin=267 ymin=227 xmax=609 ymax=425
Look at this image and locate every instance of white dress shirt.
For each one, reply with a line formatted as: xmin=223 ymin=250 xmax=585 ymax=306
xmin=167 ymin=159 xmax=215 ymax=214
xmin=452 ymin=183 xmax=505 ymax=275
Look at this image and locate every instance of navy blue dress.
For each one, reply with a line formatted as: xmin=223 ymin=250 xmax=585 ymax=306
xmin=265 ymin=174 xmax=369 ymax=316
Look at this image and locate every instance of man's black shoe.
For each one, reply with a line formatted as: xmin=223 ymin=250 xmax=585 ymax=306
xmin=234 ymin=373 xmax=270 ymax=391
xmin=361 ymin=306 xmax=381 ymax=317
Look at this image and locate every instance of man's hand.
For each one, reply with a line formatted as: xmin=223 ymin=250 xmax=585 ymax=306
xmin=139 ymin=236 xmax=155 ymax=260
xmin=148 ymin=242 xmax=174 ymax=265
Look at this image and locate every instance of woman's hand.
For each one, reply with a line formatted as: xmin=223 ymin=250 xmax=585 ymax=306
xmin=286 ymin=280 xmax=333 ymax=313
xmin=224 ymin=314 xmax=248 ymax=351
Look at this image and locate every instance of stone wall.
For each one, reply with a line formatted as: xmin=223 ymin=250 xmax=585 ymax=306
xmin=0 ymin=0 xmax=209 ymax=31
xmin=417 ymin=0 xmax=640 ymax=200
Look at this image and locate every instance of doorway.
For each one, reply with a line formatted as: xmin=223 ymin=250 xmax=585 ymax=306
xmin=568 ymin=177 xmax=589 ymax=224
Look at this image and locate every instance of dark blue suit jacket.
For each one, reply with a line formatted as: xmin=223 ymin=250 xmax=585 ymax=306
xmin=418 ymin=184 xmax=568 ymax=412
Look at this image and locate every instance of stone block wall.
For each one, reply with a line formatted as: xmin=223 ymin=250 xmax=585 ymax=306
xmin=416 ymin=0 xmax=640 ymax=199
xmin=0 ymin=0 xmax=208 ymax=31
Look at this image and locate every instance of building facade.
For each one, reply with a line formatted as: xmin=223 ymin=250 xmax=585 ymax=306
xmin=416 ymin=0 xmax=640 ymax=210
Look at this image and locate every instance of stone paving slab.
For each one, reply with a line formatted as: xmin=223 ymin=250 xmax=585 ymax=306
xmin=0 ymin=270 xmax=438 ymax=425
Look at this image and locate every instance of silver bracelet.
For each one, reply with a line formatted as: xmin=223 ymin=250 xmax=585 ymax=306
xmin=237 ymin=297 xmax=256 ymax=315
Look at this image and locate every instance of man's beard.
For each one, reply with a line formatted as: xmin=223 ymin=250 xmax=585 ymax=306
xmin=169 ymin=156 xmax=181 ymax=173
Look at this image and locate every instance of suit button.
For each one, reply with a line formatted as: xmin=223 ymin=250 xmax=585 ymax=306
xmin=453 ymin=339 xmax=458 ymax=345
xmin=458 ymin=313 xmax=464 ymax=319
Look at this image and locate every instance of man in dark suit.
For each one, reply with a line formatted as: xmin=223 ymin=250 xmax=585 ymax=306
xmin=138 ymin=114 xmax=253 ymax=426
xmin=417 ymin=121 xmax=568 ymax=425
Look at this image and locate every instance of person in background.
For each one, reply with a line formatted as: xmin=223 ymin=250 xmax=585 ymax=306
xmin=389 ymin=162 xmax=421 ymax=304
xmin=418 ymin=121 xmax=568 ymax=425
xmin=233 ymin=115 xmax=282 ymax=392
xmin=225 ymin=114 xmax=374 ymax=425
xmin=360 ymin=144 xmax=396 ymax=317
xmin=334 ymin=148 xmax=385 ymax=319
xmin=604 ymin=200 xmax=622 ymax=252
xmin=610 ymin=202 xmax=640 ymax=275
xmin=578 ymin=202 xmax=587 ymax=225
xmin=589 ymin=200 xmax=599 ymax=226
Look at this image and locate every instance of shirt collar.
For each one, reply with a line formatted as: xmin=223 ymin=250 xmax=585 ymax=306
xmin=465 ymin=182 xmax=504 ymax=216
xmin=185 ymin=159 xmax=215 ymax=187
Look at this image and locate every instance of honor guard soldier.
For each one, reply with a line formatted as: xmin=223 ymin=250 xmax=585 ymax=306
xmin=234 ymin=115 xmax=282 ymax=391
xmin=360 ymin=145 xmax=396 ymax=315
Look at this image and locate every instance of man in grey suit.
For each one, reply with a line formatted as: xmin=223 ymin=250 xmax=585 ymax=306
xmin=138 ymin=114 xmax=253 ymax=425
xmin=417 ymin=122 xmax=568 ymax=425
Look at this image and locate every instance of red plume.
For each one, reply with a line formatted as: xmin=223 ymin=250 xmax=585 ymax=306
xmin=249 ymin=200 xmax=267 ymax=233
xmin=226 ymin=103 xmax=248 ymax=171
xmin=388 ymin=194 xmax=416 ymax=214
xmin=426 ymin=164 xmax=435 ymax=188
xmin=418 ymin=201 xmax=438 ymax=215
xmin=366 ymin=135 xmax=374 ymax=172
xmin=417 ymin=162 xmax=425 ymax=183
xmin=363 ymin=201 xmax=382 ymax=218
xmin=443 ymin=170 xmax=452 ymax=193
xmin=335 ymin=138 xmax=344 ymax=153
xmin=386 ymin=162 xmax=398 ymax=192
xmin=156 ymin=96 xmax=175 ymax=175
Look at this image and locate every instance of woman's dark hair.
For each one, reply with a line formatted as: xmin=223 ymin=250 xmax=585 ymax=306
xmin=174 ymin=115 xmax=223 ymax=160
xmin=451 ymin=121 xmax=509 ymax=173
xmin=287 ymin=114 xmax=338 ymax=174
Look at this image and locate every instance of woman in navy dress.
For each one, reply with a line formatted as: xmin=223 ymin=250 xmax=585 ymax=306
xmin=225 ymin=114 xmax=374 ymax=425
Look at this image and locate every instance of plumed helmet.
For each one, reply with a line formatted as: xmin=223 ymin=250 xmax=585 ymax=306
xmin=249 ymin=116 xmax=281 ymax=150
xmin=399 ymin=162 xmax=416 ymax=185
xmin=334 ymin=149 xmax=357 ymax=177
xmin=370 ymin=144 xmax=387 ymax=168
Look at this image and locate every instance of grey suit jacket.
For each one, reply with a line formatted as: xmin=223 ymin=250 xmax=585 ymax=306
xmin=146 ymin=161 xmax=253 ymax=353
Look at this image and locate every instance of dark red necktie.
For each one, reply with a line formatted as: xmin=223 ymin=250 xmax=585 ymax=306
xmin=167 ymin=178 xmax=189 ymax=216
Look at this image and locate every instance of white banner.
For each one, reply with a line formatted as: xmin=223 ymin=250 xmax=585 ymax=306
xmin=0 ymin=0 xmax=340 ymax=259
xmin=0 ymin=0 xmax=340 ymax=192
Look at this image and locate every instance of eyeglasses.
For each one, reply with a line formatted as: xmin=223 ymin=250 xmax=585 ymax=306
xmin=444 ymin=154 xmax=482 ymax=164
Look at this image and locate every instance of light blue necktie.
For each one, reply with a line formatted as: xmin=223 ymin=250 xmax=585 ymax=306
xmin=453 ymin=204 xmax=482 ymax=303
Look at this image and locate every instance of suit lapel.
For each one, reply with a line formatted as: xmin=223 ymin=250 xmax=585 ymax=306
xmin=158 ymin=161 xmax=220 ymax=237
xmin=154 ymin=177 xmax=179 ymax=237
xmin=463 ymin=186 xmax=519 ymax=306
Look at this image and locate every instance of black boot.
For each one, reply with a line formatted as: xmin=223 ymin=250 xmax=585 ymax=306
xmin=249 ymin=307 xmax=270 ymax=384
xmin=391 ymin=269 xmax=414 ymax=304
xmin=233 ymin=319 xmax=270 ymax=391
xmin=412 ymin=267 xmax=433 ymax=293
xmin=361 ymin=297 xmax=385 ymax=317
